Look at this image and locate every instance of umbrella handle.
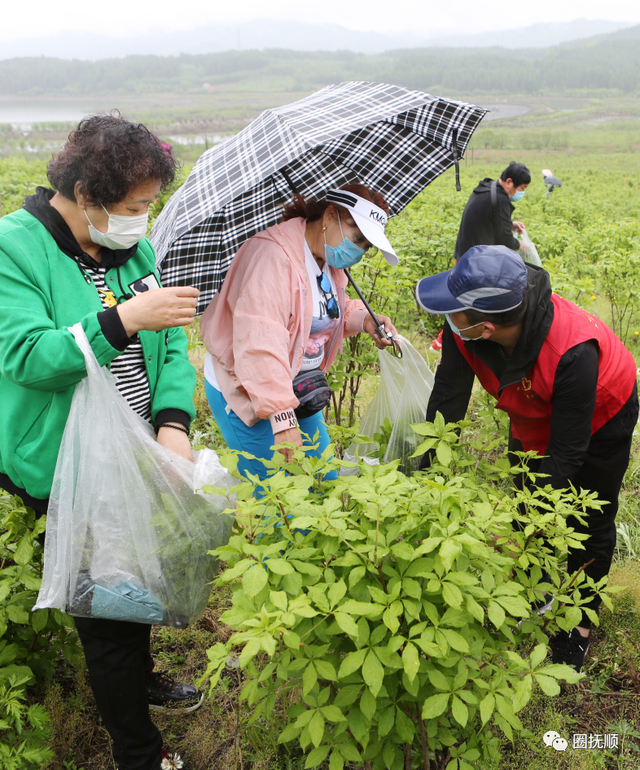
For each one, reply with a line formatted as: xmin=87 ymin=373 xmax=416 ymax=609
xmin=452 ymin=129 xmax=461 ymax=192
xmin=344 ymin=268 xmax=402 ymax=359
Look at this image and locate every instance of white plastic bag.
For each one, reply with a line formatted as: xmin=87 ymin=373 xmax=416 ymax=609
xmin=35 ymin=324 xmax=236 ymax=628
xmin=518 ymin=230 xmax=542 ymax=267
xmin=343 ymin=336 xmax=434 ymax=475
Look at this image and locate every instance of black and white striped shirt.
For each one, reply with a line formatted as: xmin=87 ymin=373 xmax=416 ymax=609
xmin=83 ymin=264 xmax=152 ymax=422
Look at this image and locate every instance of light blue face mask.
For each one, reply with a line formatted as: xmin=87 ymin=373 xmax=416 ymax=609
xmin=509 ymin=190 xmax=525 ymax=203
xmin=324 ymin=214 xmax=365 ymax=270
xmin=446 ymin=314 xmax=483 ymax=342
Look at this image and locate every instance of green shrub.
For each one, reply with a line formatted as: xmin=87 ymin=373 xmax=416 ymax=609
xmin=200 ymin=419 xmax=621 ymax=770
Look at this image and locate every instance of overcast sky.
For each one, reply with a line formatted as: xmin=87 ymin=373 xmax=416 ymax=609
xmin=0 ymin=0 xmax=638 ymax=42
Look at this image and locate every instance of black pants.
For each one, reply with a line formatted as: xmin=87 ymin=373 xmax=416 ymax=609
xmin=508 ymin=385 xmax=638 ymax=628
xmin=0 ymin=476 xmax=163 ymax=770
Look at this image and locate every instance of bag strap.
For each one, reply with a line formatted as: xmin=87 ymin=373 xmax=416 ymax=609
xmin=490 ymin=179 xmax=498 ymax=210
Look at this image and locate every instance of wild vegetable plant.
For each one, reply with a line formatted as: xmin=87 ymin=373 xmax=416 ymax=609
xmin=201 ymin=420 xmax=620 ymax=770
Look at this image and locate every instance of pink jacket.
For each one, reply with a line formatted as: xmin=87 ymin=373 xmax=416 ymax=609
xmin=200 ymin=217 xmax=368 ymax=426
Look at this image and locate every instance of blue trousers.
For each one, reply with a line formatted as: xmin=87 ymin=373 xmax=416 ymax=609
xmin=205 ymin=381 xmax=337 ymax=482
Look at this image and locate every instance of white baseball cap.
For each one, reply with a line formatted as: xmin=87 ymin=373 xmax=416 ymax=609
xmin=325 ymin=188 xmax=398 ymax=266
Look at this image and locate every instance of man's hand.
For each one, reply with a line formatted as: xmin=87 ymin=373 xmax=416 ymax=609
xmin=512 ymin=221 xmax=526 ymax=235
xmin=117 ymin=286 xmax=200 ymax=336
xmin=157 ymin=425 xmax=193 ymax=461
xmin=273 ymin=426 xmax=303 ymax=462
xmin=363 ymin=314 xmax=399 ymax=350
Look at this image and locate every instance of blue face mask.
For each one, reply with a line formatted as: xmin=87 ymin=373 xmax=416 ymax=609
xmin=324 ymin=214 xmax=365 ymax=270
xmin=446 ymin=314 xmax=483 ymax=342
xmin=509 ymin=190 xmax=525 ymax=203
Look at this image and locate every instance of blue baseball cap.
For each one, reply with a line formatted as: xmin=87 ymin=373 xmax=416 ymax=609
xmin=415 ymin=245 xmax=528 ymax=314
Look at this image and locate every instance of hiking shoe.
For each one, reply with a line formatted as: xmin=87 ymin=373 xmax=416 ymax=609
xmin=551 ymin=628 xmax=591 ymax=672
xmin=160 ymin=748 xmax=191 ymax=769
xmin=147 ymin=670 xmax=204 ymax=714
xmin=532 ymin=593 xmax=555 ymax=615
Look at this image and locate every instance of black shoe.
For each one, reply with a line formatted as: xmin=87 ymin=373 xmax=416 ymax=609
xmin=147 ymin=670 xmax=204 ymax=714
xmin=551 ymin=628 xmax=591 ymax=671
xmin=160 ymin=748 xmax=191 ymax=769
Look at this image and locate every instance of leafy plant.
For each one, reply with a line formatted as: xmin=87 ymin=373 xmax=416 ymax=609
xmin=200 ymin=420 xmax=621 ymax=770
xmin=0 ymin=675 xmax=54 ymax=770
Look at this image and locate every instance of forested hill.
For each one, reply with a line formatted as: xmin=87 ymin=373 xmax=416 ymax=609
xmin=2 ymin=25 xmax=640 ymax=96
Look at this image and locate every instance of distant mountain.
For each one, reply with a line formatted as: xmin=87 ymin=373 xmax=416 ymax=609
xmin=0 ymin=18 xmax=634 ymax=61
xmin=432 ymin=18 xmax=633 ymax=49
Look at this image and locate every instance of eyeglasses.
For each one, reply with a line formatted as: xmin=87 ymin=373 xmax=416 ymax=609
xmin=317 ymin=273 xmax=340 ymax=319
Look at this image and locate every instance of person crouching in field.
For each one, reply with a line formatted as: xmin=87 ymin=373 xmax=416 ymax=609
xmin=415 ymin=245 xmax=638 ymax=672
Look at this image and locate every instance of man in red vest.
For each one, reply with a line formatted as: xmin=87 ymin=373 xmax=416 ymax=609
xmin=416 ymin=245 xmax=638 ymax=671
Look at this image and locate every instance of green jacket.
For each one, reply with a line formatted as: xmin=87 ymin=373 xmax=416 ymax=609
xmin=0 ymin=208 xmax=196 ymax=500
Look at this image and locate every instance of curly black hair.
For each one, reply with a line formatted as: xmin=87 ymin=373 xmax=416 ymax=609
xmin=47 ymin=111 xmax=178 ymax=205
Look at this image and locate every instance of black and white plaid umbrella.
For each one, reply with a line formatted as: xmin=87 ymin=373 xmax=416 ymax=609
xmin=151 ymin=81 xmax=487 ymax=312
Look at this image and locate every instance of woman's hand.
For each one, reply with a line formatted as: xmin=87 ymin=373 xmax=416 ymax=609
xmin=157 ymin=426 xmax=193 ymax=461
xmin=273 ymin=426 xmax=303 ymax=462
xmin=363 ymin=314 xmax=398 ymax=350
xmin=512 ymin=221 xmax=526 ymax=235
xmin=117 ymin=286 xmax=200 ymax=337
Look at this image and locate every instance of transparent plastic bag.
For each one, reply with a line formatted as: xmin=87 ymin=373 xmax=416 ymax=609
xmin=342 ymin=336 xmax=434 ymax=475
xmin=518 ymin=230 xmax=542 ymax=267
xmin=35 ymin=324 xmax=236 ymax=628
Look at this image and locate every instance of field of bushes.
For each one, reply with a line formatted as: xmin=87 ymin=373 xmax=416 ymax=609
xmin=1 ymin=143 xmax=640 ymax=770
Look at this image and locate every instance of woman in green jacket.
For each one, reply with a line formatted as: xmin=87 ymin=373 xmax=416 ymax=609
xmin=0 ymin=114 xmax=200 ymax=770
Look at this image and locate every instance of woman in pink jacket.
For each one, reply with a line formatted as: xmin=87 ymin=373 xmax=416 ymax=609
xmin=200 ymin=183 xmax=398 ymax=481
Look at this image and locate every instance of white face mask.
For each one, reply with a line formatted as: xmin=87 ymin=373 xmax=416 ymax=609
xmin=84 ymin=204 xmax=148 ymax=250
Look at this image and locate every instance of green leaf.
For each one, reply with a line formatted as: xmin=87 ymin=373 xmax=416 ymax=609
xmin=428 ymin=668 xmax=451 ymax=691
xmin=308 ymin=710 xmax=325 ymax=748
xmin=441 ymin=629 xmax=469 ymax=653
xmin=334 ymin=685 xmax=361 ymax=708
xmin=243 ymin=564 xmax=268 ymax=596
xmin=31 ymin=609 xmax=48 ymax=634
xmin=436 ymin=441 xmax=452 ymax=466
xmin=487 ymin=600 xmax=505 ymax=629
xmin=329 ymin=751 xmax=344 ymax=770
xmin=422 ymin=692 xmax=450 ymax=719
xmin=303 ymin=663 xmax=318 ymax=696
xmin=338 ymin=600 xmax=384 ymax=616
xmin=321 ymin=705 xmax=346 ymax=722
xmin=439 ymin=540 xmax=462 ymax=570
xmin=563 ymin=606 xmax=583 ymax=628
xmin=0 ymin=581 xmax=12 ymax=604
xmin=13 ymin=533 xmax=34 ymax=567
xmin=338 ymin=648 xmax=367 ymax=678
xmin=442 ymin=582 xmax=463 ymax=609
xmin=362 ymin=650 xmax=385 ymax=696
xmin=334 ymin=611 xmax=359 ymax=637
xmin=348 ymin=566 xmax=366 ymax=587
xmin=267 ymin=559 xmax=294 ymax=575
xmin=328 ymin=579 xmax=347 ymax=608
xmin=401 ymin=642 xmax=420 ymax=683
xmin=378 ymin=705 xmax=395 ymax=737
xmin=361 ymin=688 xmax=376 ymax=720
xmin=512 ymin=675 xmax=533 ymax=713
xmin=337 ymin=743 xmax=362 ymax=762
xmin=391 ymin=541 xmax=414 ymax=561
xmin=535 ymin=673 xmax=561 ymax=696
xmin=270 ymin=590 xmax=288 ymax=611
xmin=6 ymin=604 xmax=29 ymax=624
xmin=315 ymin=661 xmax=337 ymax=681
xmin=529 ymin=643 xmax=547 ymax=669
xmin=451 ymin=695 xmax=468 ymax=727
xmin=479 ymin=693 xmax=495 ymax=725
xmin=395 ymin=706 xmax=415 ymax=743
xmin=305 ymin=746 xmax=330 ymax=768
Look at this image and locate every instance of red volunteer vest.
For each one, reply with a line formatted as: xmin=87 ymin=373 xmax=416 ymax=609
xmin=455 ymin=294 xmax=637 ymax=454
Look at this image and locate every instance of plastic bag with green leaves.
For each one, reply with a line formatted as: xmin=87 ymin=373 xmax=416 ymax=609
xmin=518 ymin=229 xmax=542 ymax=267
xmin=35 ymin=324 xmax=236 ymax=628
xmin=343 ymin=335 xmax=434 ymax=475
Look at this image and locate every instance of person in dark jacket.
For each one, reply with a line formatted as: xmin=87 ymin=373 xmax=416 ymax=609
xmin=453 ymin=161 xmax=531 ymax=259
xmin=415 ymin=245 xmax=638 ymax=672
xmin=430 ymin=162 xmax=532 ymax=353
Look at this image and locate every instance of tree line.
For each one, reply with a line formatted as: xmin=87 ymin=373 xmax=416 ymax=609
xmin=1 ymin=34 xmax=640 ymax=96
